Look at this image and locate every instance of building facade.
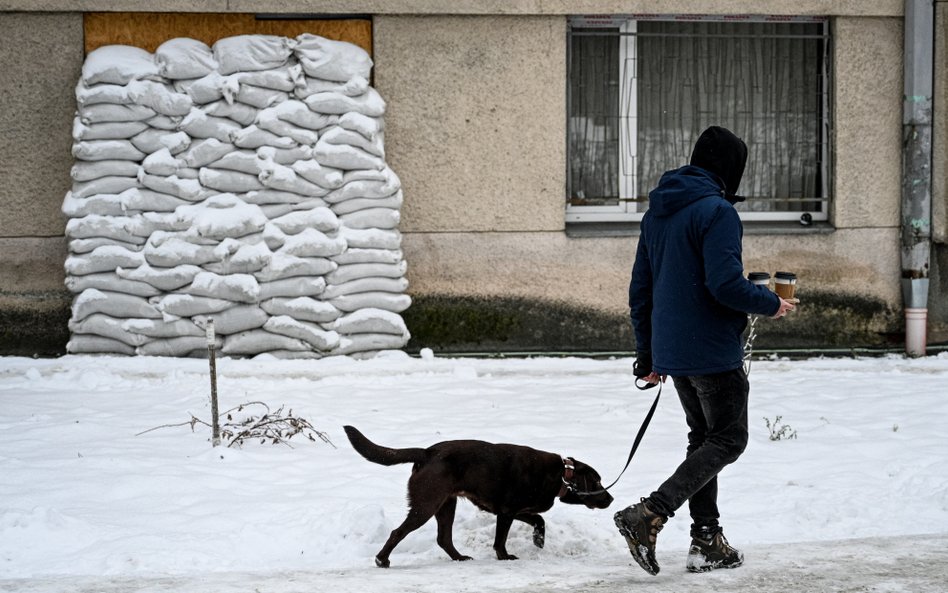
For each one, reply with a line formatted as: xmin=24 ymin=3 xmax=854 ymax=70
xmin=0 ymin=1 xmax=945 ymax=355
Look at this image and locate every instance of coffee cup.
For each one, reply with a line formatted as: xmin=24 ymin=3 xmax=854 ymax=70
xmin=774 ymin=271 xmax=797 ymax=300
xmin=748 ymin=272 xmax=771 ymax=287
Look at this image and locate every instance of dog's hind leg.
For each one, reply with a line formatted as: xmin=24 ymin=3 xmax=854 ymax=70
xmin=493 ymin=514 xmax=518 ymax=560
xmin=435 ymin=497 xmax=473 ymax=562
xmin=375 ymin=505 xmax=438 ymax=568
xmin=515 ymin=513 xmax=546 ymax=548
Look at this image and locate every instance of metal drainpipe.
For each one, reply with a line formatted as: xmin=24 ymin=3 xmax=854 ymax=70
xmin=901 ymin=0 xmax=935 ymax=357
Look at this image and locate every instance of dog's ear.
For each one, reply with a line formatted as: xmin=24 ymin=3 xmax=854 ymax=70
xmin=565 ymin=461 xmax=614 ymax=509
xmin=572 ymin=459 xmax=602 ymax=483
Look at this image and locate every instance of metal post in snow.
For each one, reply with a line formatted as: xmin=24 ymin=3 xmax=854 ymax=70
xmin=206 ymin=319 xmax=220 ymax=447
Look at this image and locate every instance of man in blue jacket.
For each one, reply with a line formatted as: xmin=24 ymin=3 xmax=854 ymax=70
xmin=615 ymin=126 xmax=795 ymax=575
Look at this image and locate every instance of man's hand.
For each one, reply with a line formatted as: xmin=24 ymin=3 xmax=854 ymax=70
xmin=634 ymin=370 xmax=666 ymax=390
xmin=772 ymin=298 xmax=796 ymax=319
xmin=642 ymin=372 xmax=666 ymax=385
xmin=633 ymin=352 xmax=665 ymax=388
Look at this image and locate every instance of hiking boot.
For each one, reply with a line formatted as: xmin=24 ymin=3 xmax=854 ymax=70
xmin=686 ymin=526 xmax=744 ymax=573
xmin=614 ymin=499 xmax=666 ymax=575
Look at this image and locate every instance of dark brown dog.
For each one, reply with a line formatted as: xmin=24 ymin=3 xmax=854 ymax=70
xmin=343 ymin=425 xmax=614 ymax=567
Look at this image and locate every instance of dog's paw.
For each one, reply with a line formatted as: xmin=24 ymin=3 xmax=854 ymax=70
xmin=453 ymin=555 xmax=474 ymax=562
xmin=375 ymin=556 xmax=390 ymax=568
xmin=533 ymin=524 xmax=545 ymax=549
xmin=497 ymin=553 xmax=519 ymax=561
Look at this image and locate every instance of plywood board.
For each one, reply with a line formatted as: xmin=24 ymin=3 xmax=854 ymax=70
xmin=84 ymin=13 xmax=372 ymax=55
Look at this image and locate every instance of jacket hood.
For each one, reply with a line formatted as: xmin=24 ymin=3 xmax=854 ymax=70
xmin=689 ymin=126 xmax=748 ymax=201
xmin=647 ymin=165 xmax=727 ymax=217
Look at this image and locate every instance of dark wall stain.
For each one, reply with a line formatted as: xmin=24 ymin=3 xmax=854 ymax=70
xmin=404 ymin=291 xmax=903 ymax=354
xmin=0 ymin=292 xmax=71 ymax=357
xmin=0 ymin=285 xmax=937 ymax=357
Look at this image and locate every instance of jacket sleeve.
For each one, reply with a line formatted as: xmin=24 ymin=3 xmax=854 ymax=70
xmin=702 ymin=205 xmax=781 ymax=316
xmin=629 ymin=236 xmax=654 ymax=353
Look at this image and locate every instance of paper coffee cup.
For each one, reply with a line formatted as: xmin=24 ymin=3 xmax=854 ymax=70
xmin=748 ymin=272 xmax=771 ymax=287
xmin=774 ymin=271 xmax=797 ymax=299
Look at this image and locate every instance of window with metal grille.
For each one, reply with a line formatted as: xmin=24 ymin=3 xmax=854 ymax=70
xmin=567 ymin=15 xmax=831 ymax=224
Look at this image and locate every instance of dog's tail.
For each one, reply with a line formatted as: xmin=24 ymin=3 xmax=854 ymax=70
xmin=344 ymin=425 xmax=427 ymax=466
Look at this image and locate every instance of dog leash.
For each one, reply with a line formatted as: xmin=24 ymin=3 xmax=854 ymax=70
xmin=567 ymin=378 xmax=662 ymax=497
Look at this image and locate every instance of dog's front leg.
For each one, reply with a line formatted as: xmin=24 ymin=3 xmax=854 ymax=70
xmin=515 ymin=513 xmax=545 ymax=548
xmin=493 ymin=514 xmax=518 ymax=560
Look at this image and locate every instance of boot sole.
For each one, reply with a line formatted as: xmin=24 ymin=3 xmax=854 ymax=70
xmin=686 ymin=558 xmax=744 ymax=573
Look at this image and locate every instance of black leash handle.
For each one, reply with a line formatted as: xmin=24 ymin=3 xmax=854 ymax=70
xmin=571 ymin=380 xmax=662 ymax=496
xmin=634 ymin=377 xmax=659 ymax=390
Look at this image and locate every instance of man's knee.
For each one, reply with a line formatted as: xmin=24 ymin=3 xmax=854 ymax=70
xmin=717 ymin=431 xmax=748 ymax=465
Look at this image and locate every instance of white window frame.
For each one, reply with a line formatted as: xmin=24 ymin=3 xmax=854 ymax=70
xmin=566 ymin=15 xmax=832 ymax=225
xmin=567 ymin=21 xmax=639 ymax=224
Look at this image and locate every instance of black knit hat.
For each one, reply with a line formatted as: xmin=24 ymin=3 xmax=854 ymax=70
xmin=689 ymin=126 xmax=748 ymax=202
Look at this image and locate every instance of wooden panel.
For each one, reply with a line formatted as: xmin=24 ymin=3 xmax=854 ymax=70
xmin=84 ymin=13 xmax=372 ymax=55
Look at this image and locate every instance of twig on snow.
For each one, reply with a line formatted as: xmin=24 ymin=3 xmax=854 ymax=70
xmin=138 ymin=402 xmax=335 ymax=449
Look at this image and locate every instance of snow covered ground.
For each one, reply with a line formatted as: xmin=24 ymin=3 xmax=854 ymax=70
xmin=1 ymin=352 xmax=947 ymax=592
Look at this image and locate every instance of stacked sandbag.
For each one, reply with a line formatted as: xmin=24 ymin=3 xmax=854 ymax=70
xmin=63 ymin=35 xmax=410 ymax=358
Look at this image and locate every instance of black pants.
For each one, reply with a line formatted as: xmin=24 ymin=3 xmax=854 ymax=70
xmin=647 ymin=368 xmax=749 ymax=530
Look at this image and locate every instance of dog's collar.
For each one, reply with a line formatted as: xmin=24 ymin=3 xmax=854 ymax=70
xmin=558 ymin=457 xmax=576 ymax=498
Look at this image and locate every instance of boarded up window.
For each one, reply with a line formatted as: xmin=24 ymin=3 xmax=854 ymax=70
xmin=84 ymin=13 xmax=372 ymax=56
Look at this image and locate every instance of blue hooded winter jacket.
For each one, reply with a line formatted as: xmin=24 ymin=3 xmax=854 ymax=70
xmin=629 ymin=165 xmax=781 ymax=376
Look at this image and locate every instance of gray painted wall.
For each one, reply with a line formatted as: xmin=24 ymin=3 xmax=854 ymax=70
xmin=0 ymin=13 xmax=81 ymax=354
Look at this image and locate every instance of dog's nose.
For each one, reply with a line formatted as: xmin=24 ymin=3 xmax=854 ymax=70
xmin=584 ymin=492 xmax=614 ymax=509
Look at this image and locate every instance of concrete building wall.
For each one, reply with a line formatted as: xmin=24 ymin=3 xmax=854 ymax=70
xmin=0 ymin=13 xmax=80 ymax=242
xmin=381 ymin=14 xmax=908 ymax=352
xmin=0 ymin=13 xmax=81 ymax=354
xmin=375 ymin=16 xmax=566 ymax=233
xmin=0 ymin=1 xmax=904 ymax=16
xmin=0 ymin=1 xmax=944 ymax=355
xmin=929 ymin=3 xmax=948 ymax=342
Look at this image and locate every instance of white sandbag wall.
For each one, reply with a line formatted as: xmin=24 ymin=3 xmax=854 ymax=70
xmin=63 ymin=35 xmax=410 ymax=358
